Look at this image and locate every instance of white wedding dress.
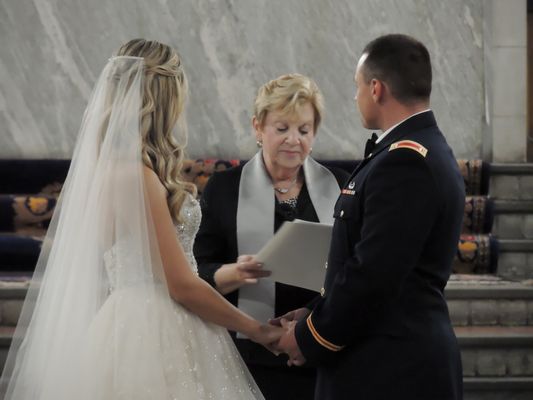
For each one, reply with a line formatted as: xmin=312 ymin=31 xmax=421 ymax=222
xmin=1 ymin=57 xmax=262 ymax=400
xmin=82 ymin=194 xmax=263 ymax=399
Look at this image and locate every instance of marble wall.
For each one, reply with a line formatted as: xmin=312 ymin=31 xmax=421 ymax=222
xmin=0 ymin=0 xmax=484 ymax=160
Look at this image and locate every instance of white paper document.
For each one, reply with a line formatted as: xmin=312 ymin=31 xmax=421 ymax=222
xmin=255 ymin=219 xmax=332 ymax=291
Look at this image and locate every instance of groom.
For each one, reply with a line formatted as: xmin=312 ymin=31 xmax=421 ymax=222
xmin=273 ymin=34 xmax=465 ymax=400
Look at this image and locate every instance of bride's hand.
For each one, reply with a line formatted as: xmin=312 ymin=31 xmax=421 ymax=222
xmin=247 ymin=323 xmax=284 ymax=353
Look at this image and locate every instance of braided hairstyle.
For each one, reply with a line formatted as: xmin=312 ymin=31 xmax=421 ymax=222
xmin=116 ymin=38 xmax=196 ymax=223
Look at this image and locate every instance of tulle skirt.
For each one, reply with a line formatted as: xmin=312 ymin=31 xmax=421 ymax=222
xmin=78 ymin=286 xmax=263 ymax=400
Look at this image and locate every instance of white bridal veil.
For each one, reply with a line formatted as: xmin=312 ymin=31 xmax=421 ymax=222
xmin=1 ymin=56 xmax=173 ymax=399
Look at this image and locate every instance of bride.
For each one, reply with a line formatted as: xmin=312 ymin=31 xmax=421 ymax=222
xmin=0 ymin=39 xmax=282 ymax=399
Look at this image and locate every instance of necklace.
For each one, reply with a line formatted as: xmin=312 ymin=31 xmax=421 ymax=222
xmin=273 ymin=176 xmax=298 ymax=194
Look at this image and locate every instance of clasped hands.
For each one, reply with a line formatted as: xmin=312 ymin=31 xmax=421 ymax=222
xmin=265 ymin=308 xmax=310 ymax=367
xmin=219 ymin=256 xmax=307 ymax=366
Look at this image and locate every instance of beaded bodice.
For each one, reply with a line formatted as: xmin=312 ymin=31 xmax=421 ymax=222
xmin=174 ymin=194 xmax=202 ymax=270
xmin=103 ymin=193 xmax=201 ymax=290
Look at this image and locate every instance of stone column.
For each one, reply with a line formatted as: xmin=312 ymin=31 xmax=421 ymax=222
xmin=483 ymin=0 xmax=528 ymax=162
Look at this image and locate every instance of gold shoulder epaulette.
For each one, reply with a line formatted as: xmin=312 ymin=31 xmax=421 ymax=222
xmin=389 ymin=140 xmax=428 ymax=158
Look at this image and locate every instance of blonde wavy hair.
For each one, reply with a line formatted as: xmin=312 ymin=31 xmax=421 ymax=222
xmin=253 ymin=73 xmax=324 ymax=132
xmin=117 ymin=38 xmax=196 ymax=223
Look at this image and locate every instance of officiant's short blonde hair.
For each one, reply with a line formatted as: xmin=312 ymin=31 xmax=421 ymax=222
xmin=253 ymin=74 xmax=324 ymax=132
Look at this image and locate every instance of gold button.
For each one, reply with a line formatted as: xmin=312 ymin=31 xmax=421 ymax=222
xmin=340 ymin=210 xmax=344 ymax=217
xmin=320 ymin=287 xmax=326 ymax=297
xmin=324 ymin=261 xmax=328 ymax=269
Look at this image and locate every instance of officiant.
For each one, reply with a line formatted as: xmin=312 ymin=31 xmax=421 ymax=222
xmin=194 ymin=73 xmax=348 ymax=400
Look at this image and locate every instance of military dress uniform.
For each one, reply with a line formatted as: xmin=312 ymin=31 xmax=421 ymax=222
xmin=295 ymin=111 xmax=465 ymax=400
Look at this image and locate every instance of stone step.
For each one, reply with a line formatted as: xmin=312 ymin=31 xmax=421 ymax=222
xmin=498 ymin=240 xmax=533 ymax=279
xmin=494 ymin=200 xmax=533 ymax=214
xmin=0 ymin=326 xmax=530 ymax=380
xmin=499 ymin=240 xmax=533 ymax=252
xmin=493 ymin=214 xmax=533 ymax=240
xmin=464 ymin=377 xmax=533 ymax=400
xmin=446 ymin=277 xmax=533 ymax=326
xmin=489 ymin=167 xmax=533 ymax=201
xmin=492 ymin=200 xmax=533 ymax=239
xmin=491 ymin=239 xmax=533 ymax=280
xmin=0 ymin=275 xmax=532 ymax=327
xmin=0 ymin=326 xmax=14 ymax=374
xmin=0 ymin=275 xmax=30 ymax=327
xmin=457 ymin=326 xmax=533 ymax=379
xmin=497 ymin=252 xmax=533 ymax=281
xmin=490 ymin=163 xmax=533 ymax=175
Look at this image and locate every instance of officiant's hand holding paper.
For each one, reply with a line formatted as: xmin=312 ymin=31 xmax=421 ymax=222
xmin=213 ymin=255 xmax=271 ymax=295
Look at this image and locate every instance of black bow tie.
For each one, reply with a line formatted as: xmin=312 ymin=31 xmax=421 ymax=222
xmin=364 ymin=132 xmax=379 ymax=158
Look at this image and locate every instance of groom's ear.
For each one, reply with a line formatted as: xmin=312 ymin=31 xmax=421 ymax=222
xmin=371 ymin=79 xmax=384 ymax=103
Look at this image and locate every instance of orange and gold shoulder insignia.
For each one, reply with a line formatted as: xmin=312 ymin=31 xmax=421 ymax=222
xmin=389 ymin=140 xmax=428 ymax=158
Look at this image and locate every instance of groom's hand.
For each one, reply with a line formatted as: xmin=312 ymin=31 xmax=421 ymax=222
xmin=269 ymin=307 xmax=310 ymax=326
xmin=277 ymin=318 xmax=306 ymax=367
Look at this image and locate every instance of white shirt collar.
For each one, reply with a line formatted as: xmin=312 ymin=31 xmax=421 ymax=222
xmin=375 ymin=109 xmax=432 ymax=144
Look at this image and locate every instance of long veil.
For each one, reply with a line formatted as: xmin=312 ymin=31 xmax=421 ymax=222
xmin=0 ymin=56 xmax=171 ymax=399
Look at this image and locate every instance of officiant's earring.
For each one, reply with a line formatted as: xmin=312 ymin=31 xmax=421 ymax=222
xmin=256 ymin=140 xmax=263 ymax=148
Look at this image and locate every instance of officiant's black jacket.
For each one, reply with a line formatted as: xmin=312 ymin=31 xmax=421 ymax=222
xmin=194 ymin=163 xmax=348 ymax=368
xmin=295 ymin=111 xmax=465 ymax=400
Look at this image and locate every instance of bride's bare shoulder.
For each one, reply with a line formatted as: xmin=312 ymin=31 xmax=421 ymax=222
xmin=142 ymin=165 xmax=166 ymax=199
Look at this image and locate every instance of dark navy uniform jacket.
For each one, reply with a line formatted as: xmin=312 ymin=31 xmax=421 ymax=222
xmin=295 ymin=111 xmax=465 ymax=400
